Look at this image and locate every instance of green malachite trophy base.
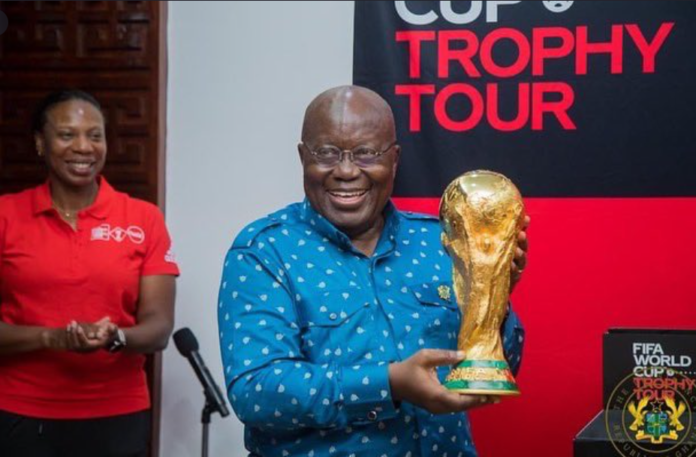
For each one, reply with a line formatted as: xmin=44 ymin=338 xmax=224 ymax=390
xmin=444 ymin=360 xmax=520 ymax=396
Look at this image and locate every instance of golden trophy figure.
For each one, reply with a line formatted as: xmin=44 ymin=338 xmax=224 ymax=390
xmin=440 ymin=170 xmax=525 ymax=395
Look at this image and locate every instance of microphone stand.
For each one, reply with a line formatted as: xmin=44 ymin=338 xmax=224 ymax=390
xmin=201 ymin=397 xmax=215 ymax=457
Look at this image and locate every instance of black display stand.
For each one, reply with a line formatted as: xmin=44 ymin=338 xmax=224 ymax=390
xmin=573 ymin=329 xmax=696 ymax=457
xmin=574 ymin=411 xmax=630 ymax=457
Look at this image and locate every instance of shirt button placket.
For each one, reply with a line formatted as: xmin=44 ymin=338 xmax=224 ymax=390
xmin=69 ymin=233 xmax=77 ymax=274
xmin=72 ymin=220 xmax=83 ymax=274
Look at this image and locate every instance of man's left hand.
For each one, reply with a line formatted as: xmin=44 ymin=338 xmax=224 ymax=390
xmin=510 ymin=215 xmax=530 ymax=292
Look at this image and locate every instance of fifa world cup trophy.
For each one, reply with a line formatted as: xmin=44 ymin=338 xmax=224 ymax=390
xmin=440 ymin=170 xmax=525 ymax=395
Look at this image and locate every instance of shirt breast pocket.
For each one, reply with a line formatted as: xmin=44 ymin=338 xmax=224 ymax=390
xmin=411 ymin=282 xmax=460 ymax=351
xmin=299 ymin=291 xmax=375 ymax=365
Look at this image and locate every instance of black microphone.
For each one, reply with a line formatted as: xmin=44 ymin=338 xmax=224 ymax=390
xmin=173 ymin=328 xmax=230 ymax=417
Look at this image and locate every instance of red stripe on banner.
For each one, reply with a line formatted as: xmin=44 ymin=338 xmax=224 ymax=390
xmin=392 ymin=197 xmax=441 ymax=215
xmin=393 ymin=196 xmax=696 ymax=457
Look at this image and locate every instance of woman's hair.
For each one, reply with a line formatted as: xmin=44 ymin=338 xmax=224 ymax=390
xmin=32 ymin=89 xmax=104 ymax=134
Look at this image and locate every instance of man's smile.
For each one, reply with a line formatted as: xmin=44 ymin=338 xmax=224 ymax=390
xmin=327 ymin=188 xmax=369 ymax=208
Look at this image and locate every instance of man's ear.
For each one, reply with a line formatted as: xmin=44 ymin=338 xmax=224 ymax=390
xmin=392 ymin=144 xmax=401 ymax=179
xmin=297 ymin=143 xmax=305 ymax=166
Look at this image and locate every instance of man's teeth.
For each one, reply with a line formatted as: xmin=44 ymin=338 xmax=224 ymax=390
xmin=330 ymin=191 xmax=367 ymax=197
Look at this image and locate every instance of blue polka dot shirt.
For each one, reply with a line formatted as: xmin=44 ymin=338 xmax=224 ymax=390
xmin=218 ymin=200 xmax=525 ymax=457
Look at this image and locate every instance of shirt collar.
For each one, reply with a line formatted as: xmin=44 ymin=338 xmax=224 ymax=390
xmin=299 ymin=198 xmax=401 ymax=256
xmin=32 ymin=176 xmax=114 ymax=220
xmin=375 ymin=201 xmax=400 ymax=256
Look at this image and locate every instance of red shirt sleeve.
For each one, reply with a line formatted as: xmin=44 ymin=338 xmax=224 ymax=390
xmin=141 ymin=205 xmax=180 ymax=277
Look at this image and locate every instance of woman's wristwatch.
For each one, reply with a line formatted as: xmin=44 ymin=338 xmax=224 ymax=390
xmin=107 ymin=328 xmax=127 ymax=353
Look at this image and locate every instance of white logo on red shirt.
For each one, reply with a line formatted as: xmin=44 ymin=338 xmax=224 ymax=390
xmin=91 ymin=224 xmax=146 ymax=244
xmin=165 ymin=248 xmax=177 ymax=263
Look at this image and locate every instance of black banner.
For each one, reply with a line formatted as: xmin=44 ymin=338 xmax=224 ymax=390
xmin=353 ymin=1 xmax=696 ymax=198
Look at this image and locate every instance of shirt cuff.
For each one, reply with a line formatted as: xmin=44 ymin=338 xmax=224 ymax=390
xmin=340 ymin=363 xmax=398 ymax=425
xmin=502 ymin=303 xmax=523 ymax=334
xmin=502 ymin=303 xmax=525 ymax=375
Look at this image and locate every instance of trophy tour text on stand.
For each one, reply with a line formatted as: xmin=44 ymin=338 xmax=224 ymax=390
xmin=632 ymin=343 xmax=695 ymax=402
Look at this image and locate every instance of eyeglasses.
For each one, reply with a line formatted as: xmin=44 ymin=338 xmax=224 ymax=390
xmin=303 ymin=141 xmax=397 ymax=168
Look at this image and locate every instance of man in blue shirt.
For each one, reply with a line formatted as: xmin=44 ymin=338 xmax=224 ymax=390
xmin=218 ymin=86 xmax=528 ymax=457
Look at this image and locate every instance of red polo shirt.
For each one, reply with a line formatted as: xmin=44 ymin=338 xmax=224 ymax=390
xmin=0 ymin=178 xmax=180 ymax=419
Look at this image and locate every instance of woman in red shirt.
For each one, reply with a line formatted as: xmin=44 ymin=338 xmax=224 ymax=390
xmin=0 ymin=90 xmax=179 ymax=457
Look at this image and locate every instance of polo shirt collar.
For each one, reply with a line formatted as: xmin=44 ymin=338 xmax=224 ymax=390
xmin=32 ymin=181 xmax=54 ymax=215
xmin=299 ymin=198 xmax=401 ymax=257
xmin=32 ymin=176 xmax=114 ymax=220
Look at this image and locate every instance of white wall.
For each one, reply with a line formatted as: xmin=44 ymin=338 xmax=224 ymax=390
xmin=163 ymin=2 xmax=354 ymax=456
